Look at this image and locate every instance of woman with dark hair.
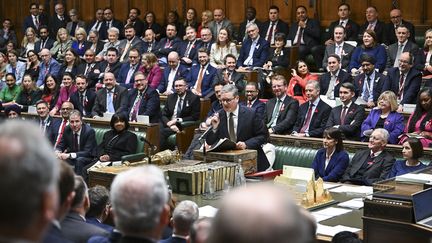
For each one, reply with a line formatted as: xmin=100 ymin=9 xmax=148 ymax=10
xmin=349 ymin=29 xmax=387 ymax=73
xmin=143 ymin=11 xmax=163 ymax=40
xmin=0 ymin=73 xmax=21 ymax=107
xmin=4 ymin=104 xmax=22 ymax=119
xmin=388 ymin=138 xmax=427 ymax=178
xmin=24 ymin=50 xmax=40 ymax=81
xmin=50 ymin=72 xmax=77 ymax=115
xmin=181 ymin=8 xmax=199 ymax=40
xmin=311 ymin=127 xmax=349 ymax=182
xmin=399 ymin=87 xmax=432 ymax=147
xmin=15 ymin=74 xmax=42 ymax=112
xmin=139 ymin=52 xmax=162 ymax=89
xmin=41 ymin=74 xmax=60 ymax=110
xmin=5 ymin=49 xmax=26 ymax=84
xmin=210 ymin=27 xmax=238 ymax=68
xmin=264 ymin=32 xmax=290 ymax=69
xmin=58 ymin=48 xmax=80 ymax=77
xmin=287 ymin=60 xmax=319 ymax=104
xmin=98 ymin=113 xmax=138 ymax=162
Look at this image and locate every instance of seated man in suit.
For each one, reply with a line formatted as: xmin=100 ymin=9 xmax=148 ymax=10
xmin=157 ymin=51 xmax=189 ymax=95
xmin=53 ymin=101 xmax=75 ymax=148
xmin=61 ymin=176 xmax=109 ymax=242
xmin=34 ymin=26 xmax=55 ymax=54
xmin=385 ymin=8 xmax=416 ymax=46
xmin=260 ymin=5 xmax=289 ymax=46
xmin=386 ymin=52 xmax=422 ymax=111
xmin=266 ymin=75 xmax=299 ymax=135
xmin=354 ymin=54 xmax=389 ymax=108
xmin=386 ymin=25 xmax=419 ymax=69
xmin=118 ymin=24 xmax=143 ymax=63
xmin=37 ymin=48 xmax=61 ymax=87
xmin=142 ymin=29 xmax=158 ymax=53
xmin=341 ymin=128 xmax=395 ymax=185
xmin=320 ymin=54 xmax=352 ymax=100
xmin=359 ymin=6 xmax=385 ymax=44
xmin=55 ymin=110 xmax=97 ymax=176
xmin=322 ymin=25 xmax=355 ymax=70
xmin=207 ymin=8 xmax=234 ymax=38
xmin=326 ymin=82 xmax=365 ymax=140
xmin=213 ymin=54 xmax=246 ymax=94
xmin=178 ymin=26 xmax=201 ymax=66
xmin=197 ymin=28 xmax=214 ymax=53
xmin=160 ymin=78 xmax=200 ymax=150
xmin=154 ymin=23 xmax=181 ymax=63
xmin=187 ymin=48 xmax=217 ymax=98
xmin=207 ymin=84 xmax=270 ymax=171
xmin=23 ymin=2 xmax=48 ymax=32
xmin=160 ymin=200 xmax=199 ymax=243
xmin=91 ymin=72 xmax=128 ymax=118
xmin=324 ymin=3 xmax=360 ymax=45
xmin=86 ymin=185 xmax=113 ymax=233
xmin=77 ymin=49 xmax=98 ymax=89
xmin=288 ymin=5 xmax=323 ymax=69
xmin=36 ymin=99 xmax=61 ymax=145
xmin=237 ymin=7 xmax=262 ymax=43
xmin=292 ymin=80 xmax=332 ymax=138
xmin=126 ymin=71 xmax=160 ymax=123
xmin=237 ymin=23 xmax=269 ymax=69
xmin=92 ymin=47 xmax=122 ymax=86
xmin=117 ymin=48 xmax=141 ymax=89
xmin=241 ymin=82 xmax=266 ymax=120
xmin=69 ymin=75 xmax=96 ymax=118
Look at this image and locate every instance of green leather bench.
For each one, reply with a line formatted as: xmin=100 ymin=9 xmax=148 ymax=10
xmin=93 ymin=127 xmax=146 ymax=157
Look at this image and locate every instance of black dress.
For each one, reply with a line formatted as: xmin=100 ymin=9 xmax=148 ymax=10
xmin=97 ymin=129 xmax=138 ymax=161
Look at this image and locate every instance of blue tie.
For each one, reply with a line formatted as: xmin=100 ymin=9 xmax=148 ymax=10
xmin=107 ymin=91 xmax=115 ymax=113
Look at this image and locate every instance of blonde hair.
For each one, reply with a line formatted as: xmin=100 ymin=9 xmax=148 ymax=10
xmin=142 ymin=52 xmax=158 ymax=67
xmin=21 ymin=27 xmax=39 ymax=48
xmin=378 ymin=91 xmax=398 ymax=111
xmin=74 ymin=27 xmax=87 ymax=41
xmin=56 ymin=28 xmax=70 ymax=43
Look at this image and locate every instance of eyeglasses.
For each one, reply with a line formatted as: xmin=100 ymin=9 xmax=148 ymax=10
xmin=221 ymin=97 xmax=236 ymax=103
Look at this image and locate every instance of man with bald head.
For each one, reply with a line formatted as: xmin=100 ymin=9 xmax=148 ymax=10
xmin=207 ymin=184 xmax=315 ymax=243
xmin=37 ymin=48 xmax=61 ymax=86
xmin=207 ymin=8 xmax=233 ymax=38
xmin=157 ymin=51 xmax=189 ymax=95
xmin=142 ymin=29 xmax=158 ymax=53
xmin=359 ymin=6 xmax=385 ymax=44
xmin=91 ymin=72 xmax=128 ymax=117
xmin=384 ymin=8 xmax=416 ymax=45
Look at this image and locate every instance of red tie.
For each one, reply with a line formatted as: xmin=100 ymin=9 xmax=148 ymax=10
xmin=267 ymin=22 xmax=275 ymax=44
xmin=300 ymin=103 xmax=313 ymax=133
xmin=340 ymin=106 xmax=348 ymax=125
xmin=398 ymin=73 xmax=405 ymax=100
xmin=55 ymin=120 xmax=68 ymax=147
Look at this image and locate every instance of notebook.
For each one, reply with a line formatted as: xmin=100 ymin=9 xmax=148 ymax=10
xmin=412 ymin=188 xmax=432 ymax=228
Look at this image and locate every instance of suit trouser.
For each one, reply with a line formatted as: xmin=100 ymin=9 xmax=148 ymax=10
xmin=160 ymin=127 xmax=176 ymax=151
xmin=66 ymin=157 xmax=94 ymax=179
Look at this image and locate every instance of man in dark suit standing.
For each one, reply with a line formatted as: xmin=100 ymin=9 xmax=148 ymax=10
xmin=126 ymin=71 xmax=160 ymax=123
xmin=207 ymin=84 xmax=270 ymax=171
xmin=117 ymin=48 xmax=141 ymax=89
xmin=320 ymin=54 xmax=352 ymax=100
xmin=288 ymin=5 xmax=323 ymax=69
xmin=69 ymin=75 xmax=96 ymax=118
xmin=326 ymin=82 xmax=365 ymax=140
xmin=341 ymin=128 xmax=395 ymax=185
xmin=386 ymin=52 xmax=422 ymax=110
xmin=322 ymin=25 xmax=355 ymax=70
xmin=187 ymin=48 xmax=217 ymax=98
xmin=34 ymin=26 xmax=55 ymax=54
xmin=237 ymin=23 xmax=269 ymax=68
xmin=49 ymin=3 xmax=69 ymax=39
xmin=23 ymin=2 xmax=48 ymax=32
xmin=55 ymin=110 xmax=97 ymax=176
xmin=91 ymin=72 xmax=128 ymax=118
xmin=386 ymin=25 xmax=419 ymax=69
xmin=385 ymin=9 xmax=416 ymax=45
xmin=292 ymin=80 xmax=332 ymax=138
xmin=359 ymin=6 xmax=385 ymax=44
xmin=213 ymin=54 xmax=245 ymax=93
xmin=324 ymin=3 xmax=359 ymax=44
xmin=160 ymin=78 xmax=200 ymax=150
xmin=260 ymin=5 xmax=289 ymax=46
xmin=157 ymin=51 xmax=189 ymax=95
xmin=266 ymin=75 xmax=299 ymax=135
xmin=237 ymin=7 xmax=262 ymax=43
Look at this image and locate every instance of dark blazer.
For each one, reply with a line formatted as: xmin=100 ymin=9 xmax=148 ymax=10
xmin=207 ymin=100 xmax=223 ymax=118
xmin=186 ymin=63 xmax=217 ymax=97
xmin=38 ymin=116 xmax=62 ymax=145
xmin=326 ymin=103 xmax=365 ymax=141
xmin=77 ymin=62 xmax=99 ymax=88
xmin=92 ymin=61 xmax=122 ymax=82
xmin=341 ymin=149 xmax=395 ymax=185
xmin=385 ymin=67 xmax=422 ymax=105
xmin=97 ymin=129 xmax=138 ymax=161
xmin=384 ymin=20 xmax=416 ymax=45
xmin=237 ymin=19 xmax=262 ymax=42
xmin=142 ymin=40 xmax=158 ymax=53
xmin=61 ymin=212 xmax=109 ymax=243
xmin=117 ymin=63 xmax=140 ymax=89
xmin=34 ymin=37 xmax=55 ymax=54
xmin=92 ymin=85 xmax=128 ymax=117
xmin=160 ymin=236 xmax=186 ymax=243
xmin=69 ymin=89 xmax=97 ymax=118
xmin=126 ymin=87 xmax=161 ymax=123
xmin=288 ymin=18 xmax=321 ymax=48
xmin=359 ymin=20 xmax=386 ymax=44
xmin=157 ymin=64 xmax=189 ymax=93
xmin=23 ymin=14 xmax=49 ymax=32
xmin=154 ymin=37 xmax=181 ymax=58
xmin=237 ymin=36 xmax=270 ymax=67
xmin=266 ymin=47 xmax=290 ymax=68
xmin=15 ymin=89 xmax=42 ymax=112
xmin=85 ymin=217 xmax=113 ymax=233
xmin=319 ymin=70 xmax=353 ymax=98
xmin=178 ymin=39 xmax=202 ymax=61
xmin=143 ymin=22 xmax=164 ymax=41
xmin=353 ymin=71 xmax=389 ymax=103
xmin=260 ymin=20 xmax=289 ymax=41
xmin=99 ymin=19 xmax=124 ymax=40
xmin=240 ymin=99 xmax=266 ymax=121
xmin=66 ymin=20 xmax=86 ymax=36
xmin=49 ymin=15 xmax=69 ymax=39
xmin=197 ymin=41 xmax=214 ymax=54
xmin=161 ymin=90 xmax=200 ymax=126
xmin=213 ymin=69 xmax=245 ymax=93
xmin=118 ymin=236 xmax=155 ymax=243
xmin=326 ymin=19 xmax=360 ymax=42
xmin=293 ymin=99 xmax=332 ymax=137
xmin=322 ymin=42 xmax=356 ymax=70
xmin=361 ymin=109 xmax=404 ymax=144
xmin=55 ymin=124 xmax=97 ymax=159
xmin=42 ymin=222 xmax=73 ymax=243
xmin=126 ymin=18 xmax=145 ymax=37
xmin=312 ymin=148 xmax=350 ymax=182
xmin=386 ymin=41 xmax=419 ymax=68
xmin=206 ymin=105 xmax=270 ymax=171
xmin=265 ymin=96 xmax=299 ymax=134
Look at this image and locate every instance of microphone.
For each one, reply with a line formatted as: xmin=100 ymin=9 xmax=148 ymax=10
xmin=198 ymin=126 xmax=213 ymax=141
xmin=140 ymin=137 xmax=158 ymax=152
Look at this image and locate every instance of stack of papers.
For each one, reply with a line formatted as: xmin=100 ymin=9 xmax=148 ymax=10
xmin=329 ymin=185 xmax=373 ymax=195
xmin=395 ymin=173 xmax=432 ymax=184
xmin=337 ymin=198 xmax=364 ymax=209
xmin=316 ymin=224 xmax=361 ymax=236
xmin=311 ymin=207 xmax=352 ymax=222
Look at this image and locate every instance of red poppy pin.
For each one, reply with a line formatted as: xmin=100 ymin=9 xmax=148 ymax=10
xmin=348 ymin=110 xmax=354 ymax=114
xmin=113 ymin=93 xmax=117 ymax=100
xmin=384 ymin=120 xmax=390 ymax=126
xmin=280 ymin=104 xmax=285 ymax=112
xmin=314 ymin=108 xmax=319 ymax=113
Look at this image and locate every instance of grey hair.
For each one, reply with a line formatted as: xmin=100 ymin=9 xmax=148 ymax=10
xmin=0 ymin=120 xmax=59 ymax=228
xmin=374 ymin=128 xmax=390 ymax=143
xmin=111 ymin=165 xmax=168 ymax=235
xmin=246 ymin=22 xmax=259 ymax=31
xmin=306 ymin=80 xmax=320 ymax=91
xmin=221 ymin=84 xmax=239 ymax=97
xmin=172 ymin=200 xmax=199 ymax=232
xmin=107 ymin=27 xmax=120 ymax=36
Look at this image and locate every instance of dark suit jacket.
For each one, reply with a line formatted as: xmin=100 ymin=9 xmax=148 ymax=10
xmin=326 ymin=19 xmax=360 ymax=42
xmin=187 ymin=63 xmax=217 ymax=97
xmin=119 ymin=236 xmax=155 ymax=243
xmin=322 ymin=42 xmax=355 ymax=70
xmin=42 ymin=222 xmax=73 ymax=243
xmin=66 ymin=20 xmax=86 ymax=36
xmin=178 ymin=39 xmax=202 ymax=62
xmin=37 ymin=116 xmax=62 ymax=145
xmin=341 ymin=149 xmax=395 ymax=185
xmin=117 ymin=63 xmax=140 ymax=89
xmin=154 ymin=37 xmax=181 ymax=58
xmin=237 ymin=37 xmax=270 ymax=67
xmin=237 ymin=19 xmax=262 ymax=42
xmin=49 ymin=15 xmax=69 ymax=39
xmin=384 ymin=20 xmax=416 ymax=45
xmin=326 ymin=103 xmax=365 ymax=141
xmin=34 ymin=37 xmax=56 ymax=54
xmin=61 ymin=211 xmax=109 ymax=243
xmin=118 ymin=37 xmax=144 ymax=62
xmin=126 ymin=18 xmax=145 ymax=37
xmin=267 ymin=47 xmax=290 ymax=68
xmin=92 ymin=61 xmax=122 ymax=82
xmin=386 ymin=41 xmax=419 ymax=68
xmin=260 ymin=20 xmax=289 ymax=41
xmin=319 ymin=69 xmax=353 ymax=98
xmin=157 ymin=64 xmax=189 ymax=93
xmin=265 ymin=96 xmax=299 ymax=134
xmin=69 ymin=89 xmax=97 ymax=118
xmin=385 ymin=67 xmax=422 ymax=105
xmin=312 ymin=148 xmax=350 ymax=182
xmin=359 ymin=20 xmax=385 ymax=44
xmin=160 ymin=236 xmax=186 ymax=243
xmin=161 ymin=90 xmax=200 ymax=126
xmin=206 ymin=105 xmax=270 ymax=171
xmin=55 ymin=124 xmax=97 ymax=159
xmin=288 ymin=18 xmax=321 ymax=48
xmin=213 ymin=69 xmax=245 ymax=93
xmin=240 ymin=99 xmax=266 ymax=121
xmin=92 ymin=85 xmax=128 ymax=117
xmin=293 ymin=99 xmax=332 ymax=137
xmin=142 ymin=40 xmax=158 ymax=53
xmin=85 ymin=217 xmax=113 ymax=233
xmin=353 ymin=71 xmax=389 ymax=103
xmin=197 ymin=41 xmax=214 ymax=54
xmin=23 ymin=14 xmax=49 ymax=32
xmin=99 ymin=19 xmax=124 ymax=40
xmin=126 ymin=87 xmax=161 ymax=123
xmin=97 ymin=130 xmax=138 ymax=161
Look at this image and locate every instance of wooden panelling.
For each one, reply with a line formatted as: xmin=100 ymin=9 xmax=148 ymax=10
xmin=226 ymin=0 xmax=245 ymax=25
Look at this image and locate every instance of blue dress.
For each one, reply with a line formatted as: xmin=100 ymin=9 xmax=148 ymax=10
xmin=387 ymin=160 xmax=427 ymax=178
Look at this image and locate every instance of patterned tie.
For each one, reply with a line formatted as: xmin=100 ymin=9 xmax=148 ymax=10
xmin=399 ymin=73 xmax=405 ymax=101
xmin=130 ymin=92 xmax=142 ymax=121
xmin=300 ymin=103 xmax=314 ymax=133
xmin=340 ymin=106 xmax=348 ymax=125
xmin=228 ymin=112 xmax=236 ymax=141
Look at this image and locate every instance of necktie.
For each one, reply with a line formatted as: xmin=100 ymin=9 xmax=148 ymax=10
xmin=295 ymin=26 xmax=304 ymax=46
xmin=244 ymin=40 xmax=257 ymax=66
xmin=367 ymin=23 xmax=374 ymax=30
xmin=300 ymin=103 xmax=314 ymax=133
xmin=35 ymin=16 xmax=39 ymax=29
xmin=267 ymin=99 xmax=281 ymax=128
xmin=60 ymin=16 xmax=64 ymax=21
xmin=340 ymin=106 xmax=348 ymax=125
xmin=247 ymin=101 xmax=252 ymax=108
xmin=267 ymin=22 xmax=275 ymax=44
xmin=165 ymin=39 xmax=172 ymax=48
xmin=394 ymin=44 xmax=404 ymax=67
xmin=120 ymin=41 xmax=132 ymax=62
xmin=84 ymin=64 xmax=91 ymax=76
xmin=363 ymin=76 xmax=371 ymax=101
xmin=228 ymin=112 xmax=236 ymax=141
xmin=107 ymin=91 xmax=115 ymax=113
xmin=399 ymin=73 xmax=405 ymax=100
xmin=184 ymin=41 xmax=193 ymax=58
xmin=125 ymin=65 xmax=136 ymax=84
xmin=55 ymin=120 xmax=67 ymax=147
xmin=336 ymin=45 xmax=341 ymax=56
xmin=73 ymin=133 xmax=79 ymax=151
xmin=147 ymin=42 xmax=153 ymax=52
xmin=176 ymin=97 xmax=183 ymax=117
xmin=130 ymin=92 xmax=142 ymax=121
xmin=339 ymin=20 xmax=345 ymax=27
xmin=195 ymin=66 xmax=205 ymax=94
xmin=95 ymin=21 xmax=101 ymax=31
